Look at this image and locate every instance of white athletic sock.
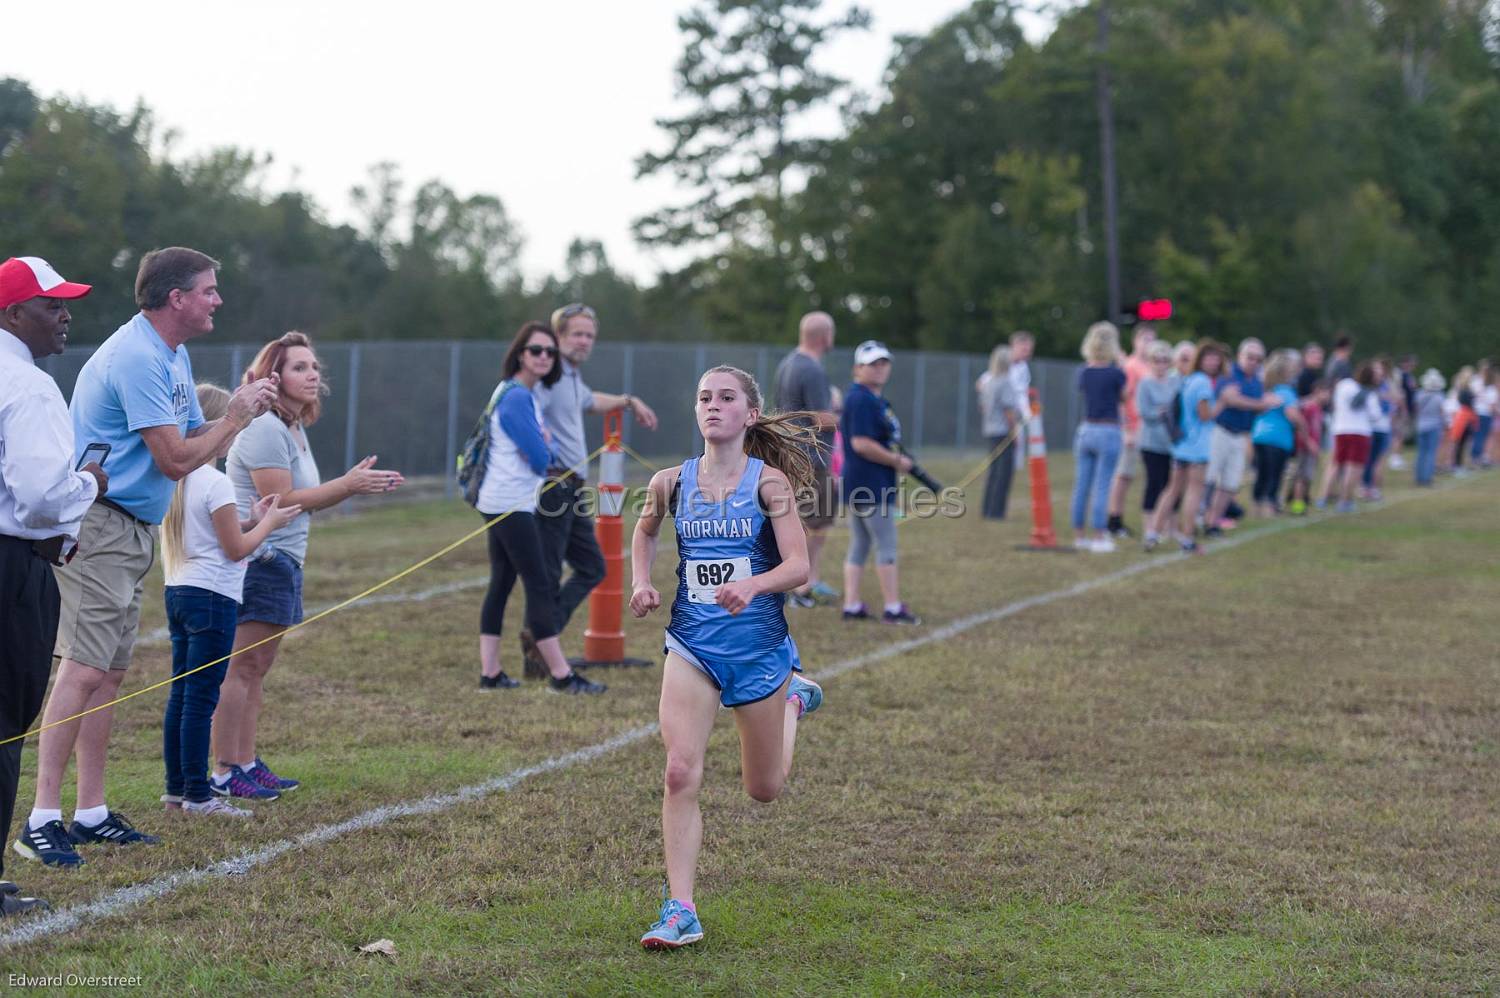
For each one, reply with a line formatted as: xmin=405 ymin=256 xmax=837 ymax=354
xmin=73 ymin=804 xmax=109 ymax=828
xmin=844 ymin=603 xmax=863 ymax=613
xmin=27 ymin=808 xmax=62 ymax=829
xmin=884 ymin=602 xmax=904 ymax=615
xmin=211 ymin=770 xmax=232 ymax=786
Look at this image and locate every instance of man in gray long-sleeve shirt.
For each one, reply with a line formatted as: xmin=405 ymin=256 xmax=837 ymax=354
xmin=530 ymin=304 xmax=658 ymax=672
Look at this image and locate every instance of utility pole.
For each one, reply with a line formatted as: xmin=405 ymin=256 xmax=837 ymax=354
xmin=1096 ymin=0 xmax=1122 ymax=325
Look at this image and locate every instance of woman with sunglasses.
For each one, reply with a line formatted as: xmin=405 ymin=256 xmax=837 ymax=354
xmin=475 ymin=322 xmax=605 ymax=694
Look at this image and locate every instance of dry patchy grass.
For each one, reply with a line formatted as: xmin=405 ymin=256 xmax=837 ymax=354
xmin=4 ymin=456 xmax=1497 ymax=994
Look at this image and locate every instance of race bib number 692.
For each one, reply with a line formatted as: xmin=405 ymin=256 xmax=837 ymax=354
xmin=685 ymin=557 xmax=752 ymax=604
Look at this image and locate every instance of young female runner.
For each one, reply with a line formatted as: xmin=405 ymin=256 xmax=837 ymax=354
xmin=629 ymin=365 xmax=824 ymax=950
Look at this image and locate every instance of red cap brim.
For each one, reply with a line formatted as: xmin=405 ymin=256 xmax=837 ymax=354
xmin=43 ymin=281 xmax=92 ymax=300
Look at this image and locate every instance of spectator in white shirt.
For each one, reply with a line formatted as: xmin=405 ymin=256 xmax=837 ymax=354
xmin=1007 ymin=331 xmax=1034 ymax=469
xmin=0 ymin=257 xmax=104 ymax=915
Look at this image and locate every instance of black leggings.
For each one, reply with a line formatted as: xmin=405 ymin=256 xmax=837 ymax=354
xmin=1140 ymin=449 xmax=1172 ymax=512
xmin=1252 ymin=444 xmax=1291 ymax=505
xmin=480 ymin=511 xmax=559 ymax=640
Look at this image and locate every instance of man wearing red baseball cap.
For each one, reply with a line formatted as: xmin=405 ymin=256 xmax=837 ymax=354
xmin=0 ymin=256 xmax=107 ymax=917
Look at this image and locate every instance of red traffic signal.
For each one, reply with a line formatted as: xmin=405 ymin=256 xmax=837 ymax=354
xmin=1137 ymin=298 xmax=1172 ymax=322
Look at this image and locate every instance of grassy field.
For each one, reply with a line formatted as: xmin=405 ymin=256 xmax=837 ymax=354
xmin=2 ymin=452 xmax=1497 ymax=995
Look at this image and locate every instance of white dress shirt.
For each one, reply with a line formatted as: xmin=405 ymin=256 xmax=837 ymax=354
xmin=0 ymin=329 xmax=98 ymax=541
xmin=1009 ymin=359 xmax=1032 ymax=419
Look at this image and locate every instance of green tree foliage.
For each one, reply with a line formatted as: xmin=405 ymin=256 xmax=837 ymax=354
xmin=634 ymin=0 xmax=870 ymax=340
xmin=652 ymin=0 xmax=1500 ymax=367
xmin=0 ymin=88 xmax=627 ymax=345
xmin=7 ymin=0 xmax=1500 ymax=372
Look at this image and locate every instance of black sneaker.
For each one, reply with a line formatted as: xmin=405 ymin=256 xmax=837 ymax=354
xmin=0 ymin=891 xmax=48 ymax=918
xmin=0 ymin=880 xmax=18 ymax=894
xmin=549 ymin=672 xmax=607 ymax=695
xmin=480 ymin=671 xmax=520 ymax=689
xmin=842 ymin=603 xmax=871 ymax=621
xmin=519 ymin=629 xmax=548 ymax=680
xmin=1203 ymin=525 xmax=1223 ymax=539
xmin=68 ymin=811 xmax=159 ymax=847
xmin=882 ymin=604 xmax=922 ymax=625
xmin=12 ymin=820 xmax=84 ymax=867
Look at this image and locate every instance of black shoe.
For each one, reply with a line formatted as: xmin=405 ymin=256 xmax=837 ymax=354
xmin=0 ymin=891 xmax=48 ymax=917
xmin=842 ymin=603 xmax=871 ymax=621
xmin=519 ymin=629 xmax=548 ymax=680
xmin=12 ymin=820 xmax=84 ymax=867
xmin=480 ymin=671 xmax=520 ymax=689
xmin=0 ymin=880 xmax=18 ymax=895
xmin=549 ymin=672 xmax=607 ymax=695
xmin=67 ymin=811 xmax=159 ymax=847
xmin=882 ymin=604 xmax=922 ymax=625
xmin=1203 ymin=525 xmax=1223 ymax=539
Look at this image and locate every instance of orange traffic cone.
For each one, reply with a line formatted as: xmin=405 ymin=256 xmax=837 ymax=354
xmin=579 ymin=411 xmax=650 ymax=667
xmin=1021 ymin=388 xmax=1060 ymax=550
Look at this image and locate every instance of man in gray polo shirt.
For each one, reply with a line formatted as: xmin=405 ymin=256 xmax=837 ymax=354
xmin=529 ymin=303 xmax=657 ymax=674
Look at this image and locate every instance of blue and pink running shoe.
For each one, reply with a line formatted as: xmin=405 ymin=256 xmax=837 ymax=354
xmin=641 ymin=897 xmax=704 ymax=950
xmin=787 ymin=675 xmax=823 ymax=718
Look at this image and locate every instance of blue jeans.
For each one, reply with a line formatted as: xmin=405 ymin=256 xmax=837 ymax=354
xmin=1071 ymin=423 xmax=1122 ymax=532
xmin=1415 ymin=428 xmax=1440 ymax=484
xmin=163 ymin=586 xmax=238 ymax=802
xmin=1472 ymin=414 xmax=1493 ymax=461
xmin=1362 ymin=430 xmax=1390 ymax=487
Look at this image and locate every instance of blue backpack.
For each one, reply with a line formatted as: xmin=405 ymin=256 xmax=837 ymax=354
xmin=455 ymin=380 xmax=521 ymax=508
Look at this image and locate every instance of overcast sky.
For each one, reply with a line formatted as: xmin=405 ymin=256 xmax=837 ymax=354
xmin=9 ymin=1 xmax=1047 ymax=283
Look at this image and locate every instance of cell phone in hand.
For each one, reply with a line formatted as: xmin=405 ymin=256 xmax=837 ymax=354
xmin=76 ymin=442 xmax=110 ymax=472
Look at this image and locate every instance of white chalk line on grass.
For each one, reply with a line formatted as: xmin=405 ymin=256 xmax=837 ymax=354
xmin=0 ymin=482 xmax=1459 ymax=950
xmin=0 ymin=725 xmax=658 ymax=949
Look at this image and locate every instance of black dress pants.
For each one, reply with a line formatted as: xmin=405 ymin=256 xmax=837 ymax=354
xmin=0 ymin=537 xmax=60 ymax=879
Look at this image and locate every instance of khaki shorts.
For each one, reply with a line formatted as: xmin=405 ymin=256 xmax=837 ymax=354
xmin=1112 ymin=435 xmax=1141 ymax=482
xmin=798 ymin=462 xmax=839 ymax=531
xmin=1206 ymin=426 xmax=1250 ymax=492
xmin=54 ymin=503 xmax=156 ymax=671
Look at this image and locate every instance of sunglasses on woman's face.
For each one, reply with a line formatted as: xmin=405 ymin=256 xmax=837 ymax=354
xmin=525 ymin=344 xmax=558 ymax=357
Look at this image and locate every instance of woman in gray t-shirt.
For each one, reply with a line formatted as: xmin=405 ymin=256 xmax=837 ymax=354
xmin=212 ymin=332 xmax=404 ymax=799
xmin=1135 ymin=340 xmax=1178 ymax=534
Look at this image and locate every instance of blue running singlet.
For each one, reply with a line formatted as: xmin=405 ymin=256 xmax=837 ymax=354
xmin=664 ymin=456 xmax=801 ymax=706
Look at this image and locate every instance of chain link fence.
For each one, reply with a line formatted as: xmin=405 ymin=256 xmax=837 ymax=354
xmin=42 ymin=341 xmax=1084 ymax=490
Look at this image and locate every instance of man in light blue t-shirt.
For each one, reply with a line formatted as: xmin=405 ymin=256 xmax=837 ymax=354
xmin=16 ymin=248 xmax=278 ymax=866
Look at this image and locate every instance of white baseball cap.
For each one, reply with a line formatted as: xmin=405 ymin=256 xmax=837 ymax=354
xmin=854 ymin=340 xmax=893 ymax=365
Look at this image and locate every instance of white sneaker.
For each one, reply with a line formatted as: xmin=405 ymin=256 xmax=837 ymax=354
xmin=1074 ymin=538 xmax=1094 ymax=551
xmin=1090 ymin=537 xmax=1117 ymax=553
xmin=183 ymin=797 xmax=253 ymax=819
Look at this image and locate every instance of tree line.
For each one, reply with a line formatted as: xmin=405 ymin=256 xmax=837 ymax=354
xmin=3 ymin=0 xmax=1497 ymax=368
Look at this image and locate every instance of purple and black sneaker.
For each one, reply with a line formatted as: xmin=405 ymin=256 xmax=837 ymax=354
xmin=211 ymin=766 xmax=280 ymax=801
xmin=250 ymin=757 xmax=300 ymax=793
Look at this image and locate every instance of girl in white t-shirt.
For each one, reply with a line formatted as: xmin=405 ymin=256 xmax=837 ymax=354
xmin=1317 ymin=363 xmax=1383 ymax=512
xmin=159 ymin=385 xmax=301 ymax=817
